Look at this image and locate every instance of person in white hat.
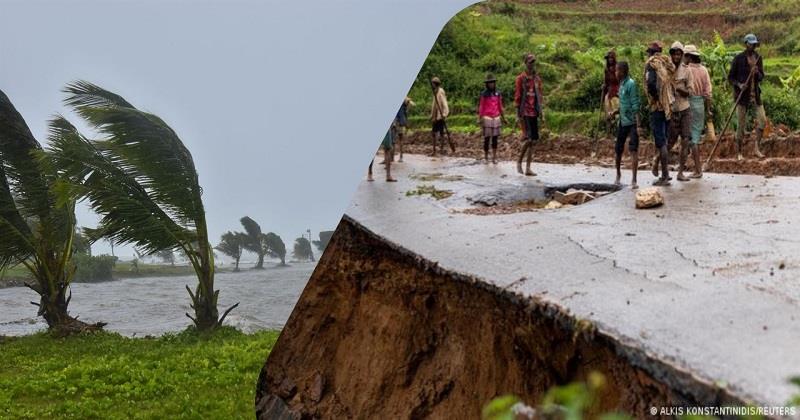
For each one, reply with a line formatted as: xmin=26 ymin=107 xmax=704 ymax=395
xmin=653 ymin=41 xmax=694 ymax=182
xmin=684 ymin=44 xmax=712 ymax=178
xmin=728 ymin=33 xmax=766 ymax=160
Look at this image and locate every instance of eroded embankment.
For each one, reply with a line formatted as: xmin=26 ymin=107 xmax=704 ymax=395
xmin=402 ymin=131 xmax=800 ymax=177
xmin=255 ymin=217 xmax=745 ymax=419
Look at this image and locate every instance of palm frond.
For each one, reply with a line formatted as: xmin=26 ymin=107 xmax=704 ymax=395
xmin=63 ymin=81 xmax=204 ymax=226
xmin=0 ymin=89 xmax=52 ymax=221
xmin=45 ymin=116 xmax=193 ymax=254
xmin=239 ymin=216 xmax=263 ymax=253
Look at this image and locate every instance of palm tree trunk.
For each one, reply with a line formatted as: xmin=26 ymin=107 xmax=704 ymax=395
xmin=33 ymin=278 xmax=104 ymax=334
xmin=255 ymin=253 xmax=265 ymax=269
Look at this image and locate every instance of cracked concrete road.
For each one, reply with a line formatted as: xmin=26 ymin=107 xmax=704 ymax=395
xmin=347 ymin=154 xmax=800 ymax=407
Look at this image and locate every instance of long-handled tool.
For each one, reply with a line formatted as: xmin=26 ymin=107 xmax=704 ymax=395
xmin=432 ymin=88 xmax=456 ymax=153
xmin=703 ymin=69 xmax=754 ymax=171
xmin=591 ymin=91 xmax=606 ymax=159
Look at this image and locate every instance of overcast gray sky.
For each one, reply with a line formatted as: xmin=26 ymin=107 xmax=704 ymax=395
xmin=0 ymin=0 xmax=474 ymax=261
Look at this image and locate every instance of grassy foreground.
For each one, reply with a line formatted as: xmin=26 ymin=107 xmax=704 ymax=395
xmin=0 ymin=328 xmax=278 ymax=419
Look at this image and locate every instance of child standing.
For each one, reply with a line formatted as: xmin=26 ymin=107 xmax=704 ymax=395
xmin=478 ymin=74 xmax=505 ymax=164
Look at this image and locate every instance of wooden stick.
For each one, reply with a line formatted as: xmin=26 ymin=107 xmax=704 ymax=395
xmin=703 ymin=70 xmax=755 ymax=171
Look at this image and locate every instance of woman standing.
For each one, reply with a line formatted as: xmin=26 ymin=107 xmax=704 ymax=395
xmin=477 ymin=74 xmax=505 ymax=164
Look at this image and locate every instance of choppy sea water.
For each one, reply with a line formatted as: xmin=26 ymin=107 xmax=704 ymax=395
xmin=0 ymin=262 xmax=316 ymax=336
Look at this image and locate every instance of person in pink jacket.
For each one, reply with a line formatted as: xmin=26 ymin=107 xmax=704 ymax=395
xmin=477 ymin=73 xmax=506 ymax=164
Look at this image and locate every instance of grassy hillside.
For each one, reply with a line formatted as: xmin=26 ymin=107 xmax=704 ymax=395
xmin=403 ymin=0 xmax=800 ymax=135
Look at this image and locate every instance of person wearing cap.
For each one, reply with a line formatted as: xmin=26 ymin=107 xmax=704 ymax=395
xmin=728 ymin=33 xmax=766 ymax=160
xmin=611 ymin=61 xmax=642 ymax=189
xmin=644 ymin=41 xmax=675 ymax=186
xmin=655 ymin=41 xmax=693 ymax=182
xmin=393 ymin=96 xmax=415 ymax=163
xmin=684 ymin=44 xmax=712 ymax=178
xmin=602 ymin=50 xmax=620 ymax=134
xmin=514 ymin=53 xmax=545 ymax=176
xmin=477 ymin=73 xmax=505 ymax=164
xmin=429 ymin=76 xmax=450 ymax=157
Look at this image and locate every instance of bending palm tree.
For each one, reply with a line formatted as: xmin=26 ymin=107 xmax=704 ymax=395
xmin=0 ymin=89 xmax=102 ymax=333
xmin=240 ymin=216 xmax=267 ymax=269
xmin=46 ymin=81 xmax=237 ymax=331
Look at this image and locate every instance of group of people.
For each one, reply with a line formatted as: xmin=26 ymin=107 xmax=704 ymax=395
xmin=369 ymin=34 xmax=768 ymax=189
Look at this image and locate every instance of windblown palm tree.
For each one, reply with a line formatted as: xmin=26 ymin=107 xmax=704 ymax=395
xmin=0 ymin=89 xmax=102 ymax=333
xmin=45 ymin=81 xmax=237 ymax=331
xmin=216 ymin=231 xmax=246 ymax=271
xmin=292 ymin=237 xmax=314 ymax=262
xmin=263 ymin=232 xmax=287 ymax=266
xmin=240 ymin=216 xmax=267 ymax=269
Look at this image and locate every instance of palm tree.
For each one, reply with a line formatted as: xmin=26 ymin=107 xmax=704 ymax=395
xmin=240 ymin=216 xmax=267 ymax=269
xmin=45 ymin=81 xmax=237 ymax=331
xmin=263 ymin=232 xmax=287 ymax=266
xmin=0 ymin=89 xmax=102 ymax=333
xmin=292 ymin=237 xmax=314 ymax=262
xmin=216 ymin=231 xmax=246 ymax=271
xmin=313 ymin=230 xmax=334 ymax=252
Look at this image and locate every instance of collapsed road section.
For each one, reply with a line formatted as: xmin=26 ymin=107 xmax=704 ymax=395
xmin=256 ymin=155 xmax=800 ymax=418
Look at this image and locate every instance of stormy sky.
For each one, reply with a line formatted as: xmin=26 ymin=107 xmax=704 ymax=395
xmin=0 ymin=0 xmax=473 ymax=261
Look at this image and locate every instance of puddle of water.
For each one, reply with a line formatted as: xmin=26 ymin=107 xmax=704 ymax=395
xmin=465 ymin=182 xmax=621 ymax=215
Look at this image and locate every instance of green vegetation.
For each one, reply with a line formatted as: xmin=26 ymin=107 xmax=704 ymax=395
xmin=405 ymin=1 xmax=800 ymax=136
xmin=216 ymin=231 xmax=247 ymax=271
xmin=292 ymin=237 xmax=315 ymax=262
xmin=405 ymin=184 xmax=454 ymax=200
xmin=482 ymin=371 xmax=630 ymax=420
xmin=0 ymin=328 xmax=278 ymax=419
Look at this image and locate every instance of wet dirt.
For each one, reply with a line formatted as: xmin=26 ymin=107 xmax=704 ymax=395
xmin=256 ymin=218 xmax=744 ymax=419
xmin=400 ymin=130 xmax=800 ymax=177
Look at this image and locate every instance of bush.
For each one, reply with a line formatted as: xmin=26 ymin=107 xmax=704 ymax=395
xmin=73 ymin=254 xmax=117 ymax=283
xmin=762 ymin=83 xmax=800 ymax=128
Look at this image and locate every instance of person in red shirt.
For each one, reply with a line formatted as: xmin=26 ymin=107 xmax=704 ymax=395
xmin=477 ymin=73 xmax=505 ymax=164
xmin=514 ymin=53 xmax=544 ymax=176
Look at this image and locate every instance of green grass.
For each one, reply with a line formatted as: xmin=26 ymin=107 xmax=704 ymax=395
xmin=0 ymin=328 xmax=279 ymax=419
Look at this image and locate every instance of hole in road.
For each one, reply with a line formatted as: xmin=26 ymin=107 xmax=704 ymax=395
xmin=464 ymin=182 xmax=621 ymax=215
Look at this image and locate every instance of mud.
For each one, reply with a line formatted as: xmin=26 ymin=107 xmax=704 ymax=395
xmin=400 ymin=131 xmax=800 ymax=177
xmin=255 ymin=217 xmax=746 ymax=419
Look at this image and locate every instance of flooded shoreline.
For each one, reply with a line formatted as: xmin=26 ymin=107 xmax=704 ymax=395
xmin=0 ymin=262 xmax=316 ymax=337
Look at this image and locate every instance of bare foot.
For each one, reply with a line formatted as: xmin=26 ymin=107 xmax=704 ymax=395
xmin=517 ymin=163 xmax=523 ymax=174
xmin=386 ymin=177 xmax=397 ymax=182
xmin=689 ymin=172 xmax=702 ymax=179
xmin=525 ymin=170 xmax=537 ymax=176
xmin=367 ymin=175 xmax=374 ymax=182
xmin=652 ymin=178 xmax=671 ymax=186
xmin=737 ymin=153 xmax=744 ymax=161
xmin=614 ymin=175 xmax=621 ymax=185
xmin=398 ymin=157 xmax=404 ymax=163
xmin=651 ymin=165 xmax=658 ymax=177
xmin=631 ymin=182 xmax=639 ymax=189
xmin=755 ymin=149 xmax=765 ymax=159
xmin=677 ymin=173 xmax=690 ymax=182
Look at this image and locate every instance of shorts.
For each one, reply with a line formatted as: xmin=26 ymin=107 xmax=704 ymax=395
xmin=521 ymin=115 xmax=539 ymax=142
xmin=432 ymin=119 xmax=446 ymax=135
xmin=689 ymin=96 xmax=705 ymax=145
xmin=615 ymin=123 xmax=639 ymax=155
xmin=481 ymin=116 xmax=502 ymax=137
xmin=668 ymin=108 xmax=692 ymax=147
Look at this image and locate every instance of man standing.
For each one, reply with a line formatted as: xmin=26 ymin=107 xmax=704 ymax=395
xmin=657 ymin=41 xmax=693 ymax=182
xmin=393 ymin=96 xmax=414 ymax=162
xmin=430 ymin=77 xmax=450 ymax=157
xmin=514 ymin=53 xmax=544 ymax=176
xmin=612 ymin=61 xmax=642 ymax=189
xmin=684 ymin=44 xmax=712 ymax=178
xmin=644 ymin=41 xmax=675 ymax=186
xmin=602 ymin=50 xmax=620 ymax=135
xmin=367 ymin=123 xmax=398 ymax=182
xmin=728 ymin=33 xmax=766 ymax=160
